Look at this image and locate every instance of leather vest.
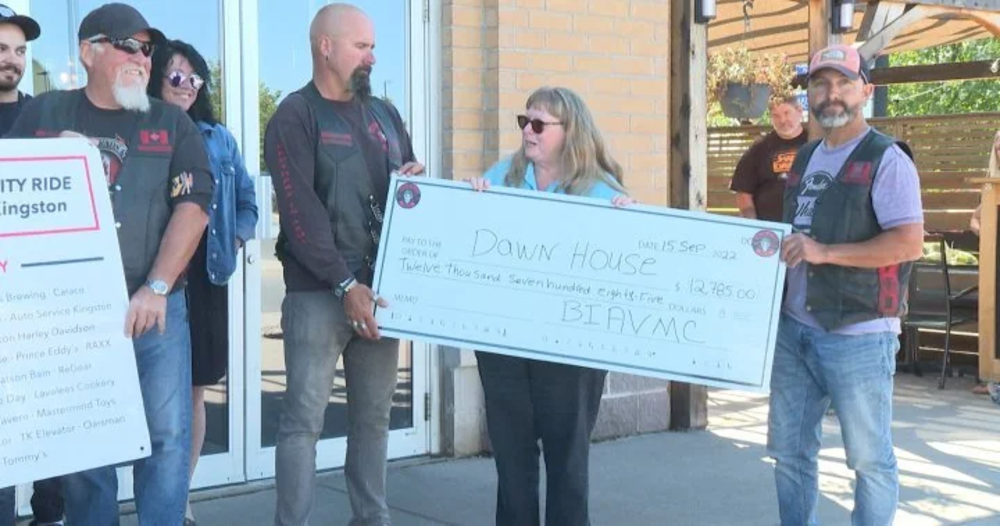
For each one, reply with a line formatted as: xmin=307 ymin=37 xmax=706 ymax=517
xmin=276 ymin=84 xmax=403 ymax=284
xmin=30 ymin=90 xmax=187 ymax=295
xmin=783 ymin=129 xmax=914 ymax=331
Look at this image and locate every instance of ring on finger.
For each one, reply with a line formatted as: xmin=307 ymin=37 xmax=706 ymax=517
xmin=359 ymin=322 xmax=369 ymax=331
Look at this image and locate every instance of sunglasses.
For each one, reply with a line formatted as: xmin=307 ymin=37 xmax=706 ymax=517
xmin=88 ymin=37 xmax=155 ymax=58
xmin=168 ymin=70 xmax=205 ymax=90
xmin=517 ymin=115 xmax=562 ymax=134
xmin=0 ymin=6 xmax=16 ymax=18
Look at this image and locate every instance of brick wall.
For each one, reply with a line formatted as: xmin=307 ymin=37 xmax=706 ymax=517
xmin=443 ymin=0 xmax=670 ymax=204
xmin=439 ymin=0 xmax=673 ymax=454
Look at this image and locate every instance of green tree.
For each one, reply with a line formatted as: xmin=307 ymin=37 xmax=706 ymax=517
xmin=208 ymin=61 xmax=282 ymax=173
xmin=887 ymin=38 xmax=1000 ymax=116
xmin=258 ymin=82 xmax=282 ymax=173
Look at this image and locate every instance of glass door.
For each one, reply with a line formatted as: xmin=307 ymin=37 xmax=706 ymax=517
xmin=243 ymin=0 xmax=430 ymax=480
xmin=11 ymin=0 xmax=245 ymax=511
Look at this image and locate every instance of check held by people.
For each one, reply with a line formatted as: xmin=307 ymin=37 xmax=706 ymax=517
xmin=0 ymin=139 xmax=150 ymax=487
xmin=373 ymin=176 xmax=790 ymax=392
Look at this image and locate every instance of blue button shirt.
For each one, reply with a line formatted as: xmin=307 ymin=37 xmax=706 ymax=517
xmin=482 ymin=157 xmax=624 ymax=199
xmin=199 ymin=121 xmax=258 ymax=285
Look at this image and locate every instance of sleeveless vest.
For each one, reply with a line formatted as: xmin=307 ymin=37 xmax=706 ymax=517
xmin=275 ymin=84 xmax=403 ymax=284
xmin=31 ymin=89 xmax=188 ymax=295
xmin=783 ymin=129 xmax=914 ymax=331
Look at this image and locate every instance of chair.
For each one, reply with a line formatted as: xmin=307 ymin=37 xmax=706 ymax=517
xmin=901 ymin=234 xmax=978 ymax=389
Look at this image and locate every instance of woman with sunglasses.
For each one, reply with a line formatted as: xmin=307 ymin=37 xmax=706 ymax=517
xmin=468 ymin=86 xmax=633 ymax=526
xmin=148 ymin=39 xmax=258 ymax=526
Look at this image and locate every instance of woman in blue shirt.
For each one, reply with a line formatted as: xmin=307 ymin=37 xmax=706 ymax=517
xmin=149 ymin=39 xmax=258 ymax=526
xmin=469 ymin=86 xmax=633 ymax=526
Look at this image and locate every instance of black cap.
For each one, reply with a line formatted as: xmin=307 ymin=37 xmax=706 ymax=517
xmin=77 ymin=3 xmax=164 ymax=43
xmin=0 ymin=4 xmax=41 ymax=42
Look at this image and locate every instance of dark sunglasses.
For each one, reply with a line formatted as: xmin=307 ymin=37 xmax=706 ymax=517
xmin=517 ymin=115 xmax=562 ymax=134
xmin=168 ymin=70 xmax=205 ymax=90
xmin=89 ymin=37 xmax=155 ymax=58
xmin=0 ymin=5 xmax=16 ymax=18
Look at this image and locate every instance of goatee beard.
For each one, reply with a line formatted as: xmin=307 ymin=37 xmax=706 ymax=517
xmin=113 ymin=70 xmax=150 ymax=112
xmin=350 ymin=67 xmax=372 ymax=99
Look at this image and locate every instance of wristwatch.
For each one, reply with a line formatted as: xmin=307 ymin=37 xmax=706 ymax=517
xmin=145 ymin=278 xmax=169 ymax=296
xmin=333 ymin=277 xmax=357 ymax=300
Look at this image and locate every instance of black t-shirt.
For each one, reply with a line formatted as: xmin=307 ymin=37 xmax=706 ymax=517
xmin=7 ymin=89 xmax=213 ymax=213
xmin=0 ymin=92 xmax=31 ymax=137
xmin=729 ymin=130 xmax=808 ymax=222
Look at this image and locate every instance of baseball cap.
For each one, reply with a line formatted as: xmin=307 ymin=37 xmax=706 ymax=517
xmin=808 ymin=44 xmax=870 ymax=83
xmin=0 ymin=4 xmax=41 ymax=41
xmin=77 ymin=3 xmax=164 ymax=43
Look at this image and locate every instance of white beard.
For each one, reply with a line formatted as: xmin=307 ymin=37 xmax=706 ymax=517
xmin=113 ymin=71 xmax=150 ymax=112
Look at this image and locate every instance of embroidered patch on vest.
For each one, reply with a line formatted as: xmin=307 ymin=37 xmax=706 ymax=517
xmin=877 ymin=265 xmax=901 ymax=315
xmin=138 ymin=129 xmax=172 ymax=153
xmin=842 ymin=161 xmax=873 ymax=185
xmin=320 ymin=131 xmax=352 ymax=146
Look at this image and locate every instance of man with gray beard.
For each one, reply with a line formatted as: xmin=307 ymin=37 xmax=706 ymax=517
xmin=6 ymin=3 xmax=213 ymax=525
xmin=767 ymin=44 xmax=923 ymax=526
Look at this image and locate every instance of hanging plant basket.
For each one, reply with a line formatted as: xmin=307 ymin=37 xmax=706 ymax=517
xmin=718 ymin=82 xmax=771 ymax=120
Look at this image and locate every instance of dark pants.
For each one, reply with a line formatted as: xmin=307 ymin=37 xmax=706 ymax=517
xmin=30 ymin=478 xmax=64 ymax=524
xmin=0 ymin=487 xmax=13 ymax=526
xmin=476 ymin=352 xmax=607 ymax=526
xmin=0 ymin=479 xmax=63 ymax=526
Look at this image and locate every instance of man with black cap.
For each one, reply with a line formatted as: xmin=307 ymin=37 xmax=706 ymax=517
xmin=767 ymin=44 xmax=923 ymax=526
xmin=0 ymin=3 xmax=39 ymax=136
xmin=7 ymin=3 xmax=214 ymax=525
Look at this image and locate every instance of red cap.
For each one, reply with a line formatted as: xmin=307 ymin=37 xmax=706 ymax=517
xmin=808 ymin=44 xmax=869 ymax=83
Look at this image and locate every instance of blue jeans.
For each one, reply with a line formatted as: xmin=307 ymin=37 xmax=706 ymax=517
xmin=767 ymin=315 xmax=899 ymax=526
xmin=63 ymin=292 xmax=193 ymax=526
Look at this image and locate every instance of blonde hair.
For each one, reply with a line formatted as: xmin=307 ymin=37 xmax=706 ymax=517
xmin=505 ymin=86 xmax=625 ymax=196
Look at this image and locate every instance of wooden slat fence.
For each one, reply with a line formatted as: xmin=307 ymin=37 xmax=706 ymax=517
xmin=708 ymin=113 xmax=1000 ymax=232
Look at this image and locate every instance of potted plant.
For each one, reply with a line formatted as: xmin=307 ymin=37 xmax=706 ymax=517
xmin=707 ymin=46 xmax=796 ymax=120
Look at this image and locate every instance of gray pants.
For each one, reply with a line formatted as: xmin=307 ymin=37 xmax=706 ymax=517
xmin=274 ymin=291 xmax=400 ymax=526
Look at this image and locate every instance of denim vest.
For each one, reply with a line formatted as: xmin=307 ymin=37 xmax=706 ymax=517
xmin=199 ymin=121 xmax=258 ymax=285
xmin=783 ymin=129 xmax=913 ymax=331
xmin=29 ymin=90 xmax=187 ymax=295
xmin=275 ymin=84 xmax=403 ymax=285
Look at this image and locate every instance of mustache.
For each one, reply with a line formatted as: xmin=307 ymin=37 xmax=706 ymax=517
xmin=816 ymin=101 xmax=847 ymax=113
xmin=0 ymin=64 xmax=23 ymax=75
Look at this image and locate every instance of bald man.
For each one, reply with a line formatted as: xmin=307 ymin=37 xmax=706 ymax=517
xmin=263 ymin=4 xmax=423 ymax=526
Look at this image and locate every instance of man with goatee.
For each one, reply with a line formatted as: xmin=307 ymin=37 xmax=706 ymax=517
xmin=7 ymin=3 xmax=213 ymax=525
xmin=264 ymin=4 xmax=423 ymax=525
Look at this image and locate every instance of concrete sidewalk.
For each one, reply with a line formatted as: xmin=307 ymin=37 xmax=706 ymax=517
xmin=121 ymin=374 xmax=998 ymax=525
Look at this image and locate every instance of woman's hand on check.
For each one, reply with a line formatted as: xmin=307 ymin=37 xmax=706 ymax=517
xmin=612 ymin=195 xmax=638 ymax=207
xmin=468 ymin=177 xmax=491 ymax=192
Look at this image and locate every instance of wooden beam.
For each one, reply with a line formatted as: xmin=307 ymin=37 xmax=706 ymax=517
xmin=858 ymin=1 xmax=907 ymax=40
xmin=899 ymin=0 xmax=1000 ymax=10
xmin=669 ymin=0 xmax=708 ymax=431
xmin=857 ymin=5 xmax=933 ymax=60
xmin=808 ymin=0 xmax=842 ymax=140
xmin=792 ymin=60 xmax=1000 ymax=87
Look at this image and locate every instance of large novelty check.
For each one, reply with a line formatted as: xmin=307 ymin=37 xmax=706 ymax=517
xmin=373 ymin=176 xmax=790 ymax=392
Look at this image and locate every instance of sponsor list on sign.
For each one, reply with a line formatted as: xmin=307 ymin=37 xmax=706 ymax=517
xmin=0 ymin=139 xmax=149 ymax=487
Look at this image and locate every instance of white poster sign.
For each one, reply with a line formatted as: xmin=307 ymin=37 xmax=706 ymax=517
xmin=0 ymin=138 xmax=150 ymax=487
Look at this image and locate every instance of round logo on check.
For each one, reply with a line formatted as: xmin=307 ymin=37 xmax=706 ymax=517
xmin=752 ymin=230 xmax=779 ymax=258
xmin=396 ymin=182 xmax=421 ymax=209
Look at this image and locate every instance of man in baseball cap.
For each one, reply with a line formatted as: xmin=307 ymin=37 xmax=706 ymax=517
xmin=5 ymin=3 xmax=214 ymax=525
xmin=0 ymin=4 xmax=40 ymax=136
xmin=768 ymin=42 xmax=922 ymax=526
